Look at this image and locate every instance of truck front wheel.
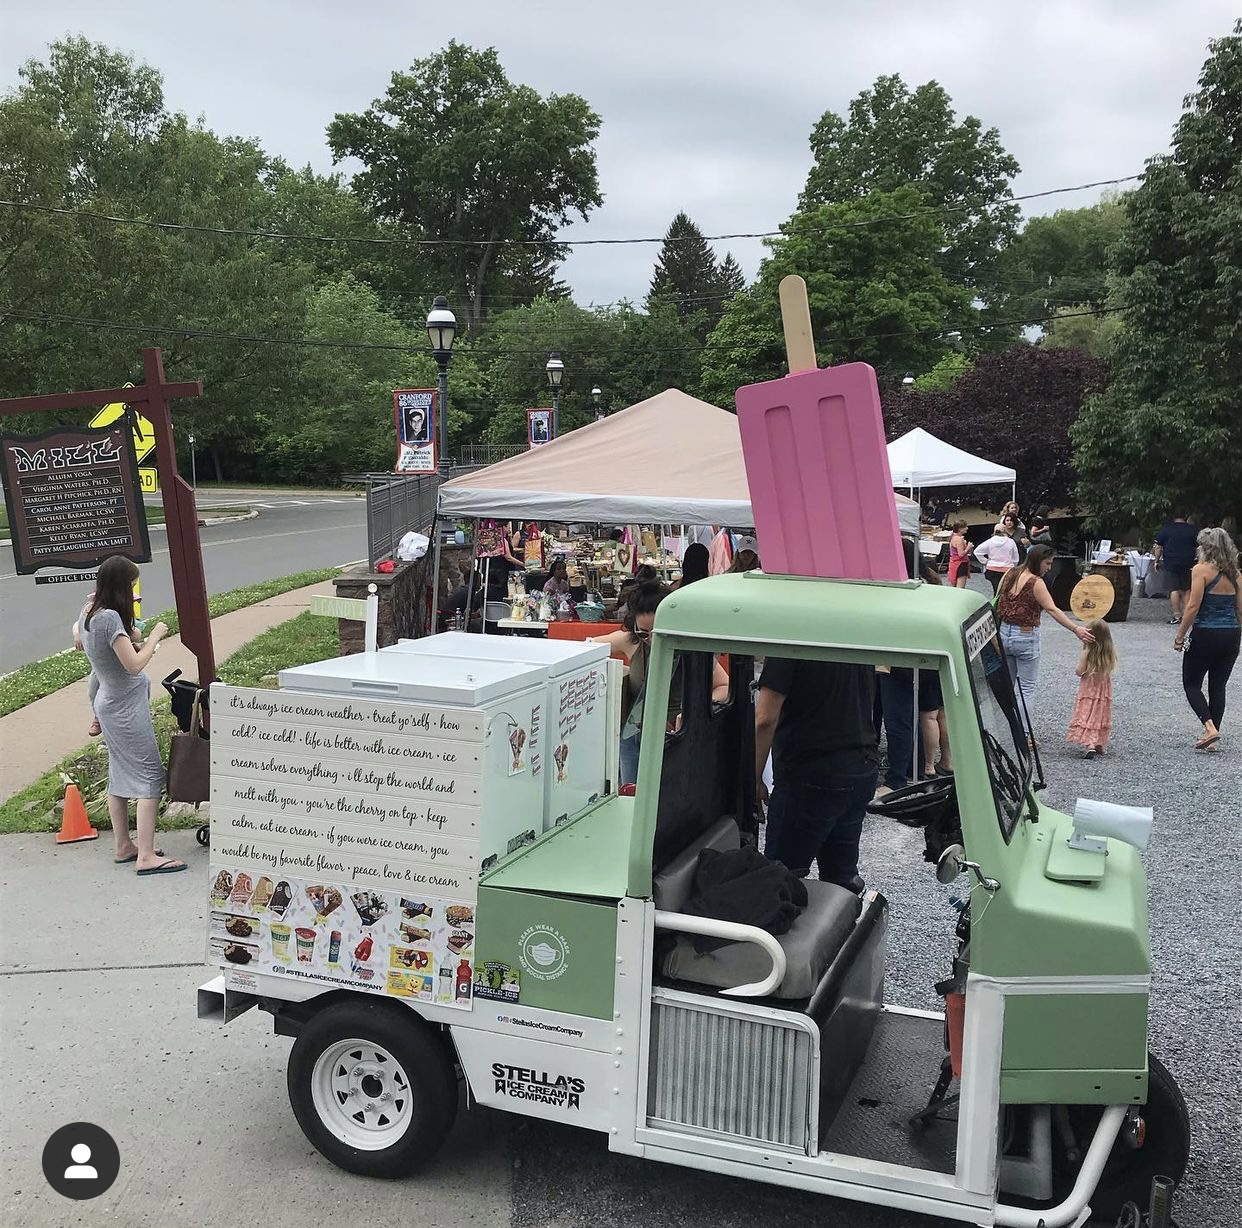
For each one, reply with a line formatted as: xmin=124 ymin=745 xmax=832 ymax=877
xmin=287 ymin=1000 xmax=457 ymax=1178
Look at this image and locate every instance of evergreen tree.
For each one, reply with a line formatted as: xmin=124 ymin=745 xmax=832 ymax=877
xmin=714 ymin=251 xmax=746 ymax=299
xmin=646 ymin=211 xmax=725 ymax=338
xmin=1072 ymin=22 xmax=1242 ymax=526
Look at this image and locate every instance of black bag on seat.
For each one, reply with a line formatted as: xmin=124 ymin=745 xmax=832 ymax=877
xmin=682 ymin=846 xmax=808 ymax=952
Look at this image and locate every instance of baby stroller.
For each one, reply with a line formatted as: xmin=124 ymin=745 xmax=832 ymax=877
xmin=162 ymin=670 xmax=211 ymax=847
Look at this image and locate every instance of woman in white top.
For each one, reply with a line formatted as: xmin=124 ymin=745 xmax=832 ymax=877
xmin=973 ymin=514 xmax=1020 ymax=593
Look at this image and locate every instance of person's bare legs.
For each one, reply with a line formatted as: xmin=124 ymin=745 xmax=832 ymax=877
xmin=920 ymin=711 xmax=940 ymax=776
xmin=1170 ymin=587 xmax=1184 ymax=621
xmin=936 ymin=710 xmax=953 ymax=771
xmin=108 ymin=795 xmax=133 ymax=859
xmin=134 ymin=796 xmax=182 ymax=871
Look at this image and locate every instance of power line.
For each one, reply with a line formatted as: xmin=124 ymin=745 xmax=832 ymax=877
xmin=0 ymin=303 xmax=1123 ymax=356
xmin=0 ymin=175 xmax=1141 ymax=250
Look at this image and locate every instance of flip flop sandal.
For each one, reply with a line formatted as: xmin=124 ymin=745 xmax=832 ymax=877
xmin=115 ymin=849 xmax=164 ymax=864
xmin=136 ymin=860 xmax=187 ymax=876
xmin=1194 ymin=735 xmax=1221 ymax=751
xmin=87 ymin=720 xmax=102 ymax=737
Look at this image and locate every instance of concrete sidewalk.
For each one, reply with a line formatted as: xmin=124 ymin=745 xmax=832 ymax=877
xmin=0 ymin=579 xmax=335 ymax=800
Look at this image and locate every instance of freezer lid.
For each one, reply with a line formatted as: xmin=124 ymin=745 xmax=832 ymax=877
xmin=279 ymin=650 xmax=547 ymax=705
xmin=390 ymin=631 xmax=608 ymax=678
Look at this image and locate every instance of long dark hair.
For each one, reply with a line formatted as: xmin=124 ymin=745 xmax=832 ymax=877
xmin=622 ymin=581 xmax=667 ymax=640
xmin=85 ymin=555 xmax=139 ymax=633
xmin=679 ymin=543 xmax=710 ymax=586
xmin=997 ymin=544 xmax=1054 ymax=601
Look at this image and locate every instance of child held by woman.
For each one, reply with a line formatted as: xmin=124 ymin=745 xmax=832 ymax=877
xmin=1067 ymin=619 xmax=1117 ymax=758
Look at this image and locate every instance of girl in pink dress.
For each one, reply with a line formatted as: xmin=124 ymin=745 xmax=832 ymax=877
xmin=1068 ymin=619 xmax=1117 ymax=757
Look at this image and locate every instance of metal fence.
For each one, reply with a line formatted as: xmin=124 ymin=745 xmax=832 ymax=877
xmin=343 ymin=472 xmax=443 ymax=568
xmin=455 ymin=443 xmax=525 ymax=468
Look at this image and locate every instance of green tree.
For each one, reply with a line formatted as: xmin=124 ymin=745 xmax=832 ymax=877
xmin=1072 ymin=22 xmax=1242 ymax=527
xmin=800 ymin=74 xmax=1020 ymax=302
xmin=913 ymin=351 xmax=972 ymax=391
xmin=699 ymin=187 xmax=974 ymax=406
xmin=715 ymin=252 xmax=746 ymax=298
xmin=999 ymin=197 xmax=1128 ymax=323
xmin=1040 ymin=304 xmax=1122 ymax=359
xmin=327 ymin=42 xmax=602 ymax=331
xmin=266 ymin=275 xmax=438 ymax=481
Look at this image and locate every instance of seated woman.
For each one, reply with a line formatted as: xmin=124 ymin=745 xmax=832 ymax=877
xmin=543 ymin=559 xmax=571 ymax=598
xmin=598 ymin=582 xmax=730 ymax=786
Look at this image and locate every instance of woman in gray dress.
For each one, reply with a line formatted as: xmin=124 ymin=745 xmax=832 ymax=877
xmin=80 ymin=556 xmax=184 ymax=875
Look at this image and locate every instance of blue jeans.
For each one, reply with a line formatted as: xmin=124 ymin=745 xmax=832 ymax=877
xmin=878 ymin=668 xmax=922 ymax=789
xmin=1000 ymin=623 xmax=1040 ymax=723
xmin=764 ymin=757 xmax=878 ymax=885
xmin=619 ymin=731 xmax=641 ymax=788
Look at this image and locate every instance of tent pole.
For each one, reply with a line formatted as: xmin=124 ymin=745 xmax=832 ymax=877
xmin=912 ymin=669 xmax=920 ymax=784
xmin=479 ymin=554 xmax=490 ymax=635
xmin=1011 ymin=481 xmax=1016 ymax=504
xmin=429 ymin=517 xmax=444 ymax=637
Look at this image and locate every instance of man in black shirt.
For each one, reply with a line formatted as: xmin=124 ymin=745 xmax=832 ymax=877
xmin=1154 ymin=513 xmax=1199 ymax=624
xmin=754 ymin=657 xmax=879 ymax=886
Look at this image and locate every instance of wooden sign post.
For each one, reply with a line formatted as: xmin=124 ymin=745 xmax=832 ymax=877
xmin=0 ymin=348 xmax=217 ymax=685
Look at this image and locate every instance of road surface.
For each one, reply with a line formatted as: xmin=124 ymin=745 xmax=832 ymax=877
xmin=1 ymin=495 xmax=365 ymax=671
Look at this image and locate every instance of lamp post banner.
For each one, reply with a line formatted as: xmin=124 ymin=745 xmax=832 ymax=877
xmin=1 ymin=423 xmax=152 ymax=575
xmin=527 ymin=408 xmax=552 ymax=448
xmin=394 ymin=388 xmax=437 ymax=473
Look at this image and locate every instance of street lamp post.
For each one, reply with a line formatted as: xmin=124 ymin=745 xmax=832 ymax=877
xmin=188 ymin=433 xmax=197 ymax=490
xmin=546 ymin=351 xmax=564 ymax=438
xmin=591 ymin=384 xmax=602 ymax=422
xmin=901 ymin=371 xmax=915 ymax=388
xmin=426 ymin=295 xmax=457 ymax=469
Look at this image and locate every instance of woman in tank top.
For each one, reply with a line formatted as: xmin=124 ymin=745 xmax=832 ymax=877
xmin=1174 ymin=527 xmax=1242 ymax=751
xmin=995 ymin=544 xmax=1095 ymax=738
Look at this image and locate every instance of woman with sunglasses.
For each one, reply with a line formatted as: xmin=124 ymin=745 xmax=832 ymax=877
xmin=598 ymin=582 xmax=728 ymax=786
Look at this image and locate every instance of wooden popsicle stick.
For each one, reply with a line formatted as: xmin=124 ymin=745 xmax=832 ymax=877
xmin=778 ymin=274 xmax=817 ymax=374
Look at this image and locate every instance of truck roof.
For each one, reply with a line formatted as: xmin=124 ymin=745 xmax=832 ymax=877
xmin=655 ymin=571 xmax=989 ymax=665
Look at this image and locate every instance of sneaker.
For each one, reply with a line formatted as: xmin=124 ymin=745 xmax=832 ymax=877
xmin=1167 ymin=617 xmax=1181 ymax=624
xmin=872 ymin=784 xmax=894 ymax=800
xmin=1085 ymin=749 xmax=1096 ymax=759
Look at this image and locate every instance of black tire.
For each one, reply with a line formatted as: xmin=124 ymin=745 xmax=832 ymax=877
xmin=196 ymin=824 xmax=210 ymax=847
xmin=287 ymin=999 xmax=457 ymax=1178
xmin=1053 ymin=1052 xmax=1190 ymax=1220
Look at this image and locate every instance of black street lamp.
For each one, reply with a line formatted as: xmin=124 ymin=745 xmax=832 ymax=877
xmin=901 ymin=371 xmax=915 ymax=388
xmin=426 ymin=295 xmax=457 ymax=467
xmin=546 ymin=351 xmax=564 ymax=437
xmin=591 ymin=384 xmax=602 ymax=422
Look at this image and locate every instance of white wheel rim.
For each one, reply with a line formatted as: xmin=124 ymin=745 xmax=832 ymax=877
xmin=310 ymin=1037 xmax=416 ymax=1150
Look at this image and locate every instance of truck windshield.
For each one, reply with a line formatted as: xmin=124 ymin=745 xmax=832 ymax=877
xmin=962 ymin=607 xmax=1034 ymax=841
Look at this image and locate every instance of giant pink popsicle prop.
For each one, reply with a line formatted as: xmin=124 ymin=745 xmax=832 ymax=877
xmin=736 ymin=275 xmax=907 ymax=581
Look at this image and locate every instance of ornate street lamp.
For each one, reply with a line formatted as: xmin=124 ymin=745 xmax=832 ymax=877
xmin=426 ymin=295 xmax=457 ymax=467
xmin=591 ymin=384 xmax=602 ymax=422
xmin=546 ymin=351 xmax=565 ymax=438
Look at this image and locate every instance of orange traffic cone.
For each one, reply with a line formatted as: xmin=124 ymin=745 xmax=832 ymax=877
xmin=55 ymin=784 xmax=98 ymax=844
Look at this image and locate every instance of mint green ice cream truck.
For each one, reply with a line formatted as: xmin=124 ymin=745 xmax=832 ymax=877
xmin=200 ymin=570 xmax=1188 ymax=1227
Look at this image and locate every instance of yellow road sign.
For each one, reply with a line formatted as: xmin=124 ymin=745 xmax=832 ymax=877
xmin=138 ymin=467 xmax=159 ymax=493
xmin=90 ymin=390 xmax=156 ymax=464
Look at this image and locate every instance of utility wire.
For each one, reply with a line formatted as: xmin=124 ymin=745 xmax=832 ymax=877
xmin=0 ymin=175 xmax=1141 ymax=249
xmin=0 ymin=304 xmax=1123 ymax=356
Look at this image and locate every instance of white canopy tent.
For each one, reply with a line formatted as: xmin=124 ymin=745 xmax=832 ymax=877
xmin=439 ymin=388 xmax=921 ymax=532
xmin=885 ymin=427 xmax=1016 ymax=499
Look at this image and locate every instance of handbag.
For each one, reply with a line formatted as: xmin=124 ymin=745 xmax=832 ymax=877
xmin=167 ymin=689 xmax=210 ymax=803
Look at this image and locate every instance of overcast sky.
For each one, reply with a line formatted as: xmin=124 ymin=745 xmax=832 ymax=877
xmin=3 ymin=1 xmax=1236 ymax=307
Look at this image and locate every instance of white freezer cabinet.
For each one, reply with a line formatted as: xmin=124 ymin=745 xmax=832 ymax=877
xmin=277 ymin=653 xmax=548 ymax=871
xmin=389 ymin=632 xmax=610 ymax=828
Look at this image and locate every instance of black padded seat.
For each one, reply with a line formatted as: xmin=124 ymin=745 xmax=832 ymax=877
xmin=653 ymin=817 xmax=861 ymax=1000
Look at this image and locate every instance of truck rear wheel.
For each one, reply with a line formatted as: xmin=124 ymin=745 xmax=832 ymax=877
xmin=1053 ymin=1052 xmax=1190 ymax=1220
xmin=287 ymin=999 xmax=457 ymax=1178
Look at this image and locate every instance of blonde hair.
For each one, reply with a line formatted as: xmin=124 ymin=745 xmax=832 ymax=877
xmin=1082 ymin=619 xmax=1118 ymax=676
xmin=1197 ymin=527 xmax=1239 ymax=586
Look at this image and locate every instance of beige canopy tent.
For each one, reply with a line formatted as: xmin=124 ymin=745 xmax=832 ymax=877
xmin=438 ymin=389 xmax=920 ymax=532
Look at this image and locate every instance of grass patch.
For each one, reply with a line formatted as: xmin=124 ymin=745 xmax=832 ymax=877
xmin=0 ymin=613 xmax=338 ymax=834
xmin=0 ymin=566 xmax=339 ymax=717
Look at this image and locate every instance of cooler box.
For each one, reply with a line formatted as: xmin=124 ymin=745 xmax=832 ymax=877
xmin=390 ymin=632 xmax=609 ymax=828
xmin=278 ymin=652 xmax=548 ymax=872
